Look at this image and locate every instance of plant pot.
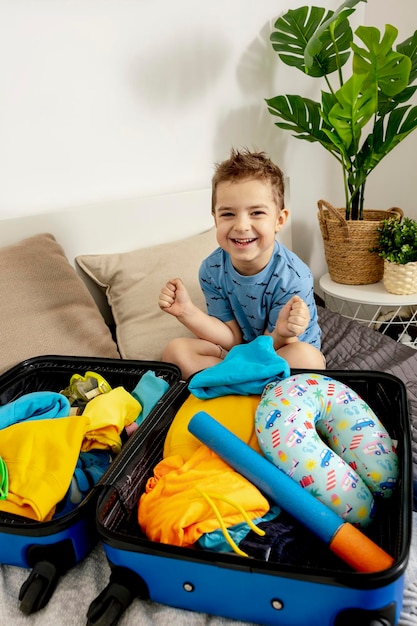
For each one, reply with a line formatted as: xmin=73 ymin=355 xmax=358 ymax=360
xmin=317 ymin=200 xmax=403 ymax=285
xmin=383 ymin=259 xmax=417 ymax=295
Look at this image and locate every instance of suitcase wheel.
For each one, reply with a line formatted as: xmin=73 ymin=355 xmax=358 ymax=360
xmin=19 ymin=560 xmax=60 ymax=615
xmin=335 ymin=604 xmax=396 ymax=626
xmin=87 ymin=566 xmax=149 ymax=626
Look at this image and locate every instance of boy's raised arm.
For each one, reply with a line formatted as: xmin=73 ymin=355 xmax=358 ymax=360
xmin=159 ymin=277 xmax=242 ymax=349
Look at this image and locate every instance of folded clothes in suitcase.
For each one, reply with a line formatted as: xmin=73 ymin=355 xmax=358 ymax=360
xmin=91 ymin=370 xmax=412 ymax=626
xmin=0 ymin=355 xmax=180 ymax=615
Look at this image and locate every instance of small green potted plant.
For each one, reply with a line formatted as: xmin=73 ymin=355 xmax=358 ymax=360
xmin=373 ymin=216 xmax=417 ymax=294
xmin=265 ymin=0 xmax=417 ymax=284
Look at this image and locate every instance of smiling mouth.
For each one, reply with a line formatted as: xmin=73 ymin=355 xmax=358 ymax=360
xmin=232 ymin=238 xmax=256 ymax=247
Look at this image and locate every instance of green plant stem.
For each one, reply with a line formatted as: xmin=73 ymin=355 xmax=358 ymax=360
xmin=343 ymin=169 xmax=351 ymax=219
xmin=350 ymin=188 xmax=360 ymax=220
xmin=359 ymin=183 xmax=365 ymax=220
xmin=324 ymin=75 xmax=335 ymax=96
xmin=329 ymin=25 xmax=344 ymax=89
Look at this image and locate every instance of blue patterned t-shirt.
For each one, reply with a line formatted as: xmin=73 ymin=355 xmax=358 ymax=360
xmin=198 ymin=241 xmax=321 ymax=348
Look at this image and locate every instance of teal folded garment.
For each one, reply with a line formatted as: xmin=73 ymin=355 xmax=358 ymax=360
xmin=0 ymin=391 xmax=70 ymax=430
xmin=188 ymin=336 xmax=290 ymax=399
xmin=131 ymin=370 xmax=170 ymax=424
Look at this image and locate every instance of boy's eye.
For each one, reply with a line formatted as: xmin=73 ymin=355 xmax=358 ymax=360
xmin=218 ymin=211 xmax=234 ymax=218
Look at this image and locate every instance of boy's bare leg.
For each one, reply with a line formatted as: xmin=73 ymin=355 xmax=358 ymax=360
xmin=162 ymin=337 xmax=226 ymax=379
xmin=277 ymin=341 xmax=326 ymax=370
xmin=162 ymin=330 xmax=325 ymax=380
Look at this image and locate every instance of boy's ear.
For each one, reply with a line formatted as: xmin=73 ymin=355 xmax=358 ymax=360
xmin=275 ymin=207 xmax=289 ymax=232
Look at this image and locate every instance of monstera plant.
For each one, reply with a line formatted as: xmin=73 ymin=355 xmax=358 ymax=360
xmin=266 ymin=0 xmax=417 ymax=220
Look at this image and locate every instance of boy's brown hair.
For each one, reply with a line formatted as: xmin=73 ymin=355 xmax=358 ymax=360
xmin=211 ymin=147 xmax=285 ymax=212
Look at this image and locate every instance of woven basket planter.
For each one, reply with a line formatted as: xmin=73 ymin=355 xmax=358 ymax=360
xmin=383 ymin=260 xmax=417 ymax=295
xmin=317 ymin=200 xmax=403 ymax=285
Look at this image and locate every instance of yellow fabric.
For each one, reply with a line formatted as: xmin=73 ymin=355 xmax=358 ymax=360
xmin=138 ymin=445 xmax=269 ymax=547
xmin=82 ymin=386 xmax=141 ymax=453
xmin=0 ymin=416 xmax=90 ymax=521
xmin=163 ymin=393 xmax=262 ymax=461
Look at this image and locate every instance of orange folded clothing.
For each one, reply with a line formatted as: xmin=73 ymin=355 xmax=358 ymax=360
xmin=138 ymin=445 xmax=269 ymax=547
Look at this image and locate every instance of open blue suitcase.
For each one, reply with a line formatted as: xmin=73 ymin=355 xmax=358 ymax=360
xmin=90 ymin=370 xmax=412 ymax=626
xmin=0 ymin=355 xmax=181 ymax=615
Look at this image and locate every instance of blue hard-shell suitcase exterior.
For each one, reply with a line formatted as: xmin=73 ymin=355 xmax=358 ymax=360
xmin=0 ymin=355 xmax=181 ymax=614
xmin=92 ymin=370 xmax=412 ymax=626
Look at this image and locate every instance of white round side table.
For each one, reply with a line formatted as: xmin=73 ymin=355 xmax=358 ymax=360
xmin=319 ymin=273 xmax=417 ymax=348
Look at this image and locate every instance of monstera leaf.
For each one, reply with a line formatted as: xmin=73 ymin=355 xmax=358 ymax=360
xmin=326 ymin=74 xmax=377 ymax=153
xmin=303 ymin=0 xmax=365 ymax=70
xmin=364 ymin=106 xmax=417 ymax=167
xmin=352 ymin=25 xmax=411 ymax=96
xmin=266 ymin=95 xmax=333 ymax=146
xmin=270 ymin=5 xmax=353 ymax=77
xmin=266 ymin=0 xmax=417 ymax=218
xmin=398 ymin=30 xmax=417 ymax=84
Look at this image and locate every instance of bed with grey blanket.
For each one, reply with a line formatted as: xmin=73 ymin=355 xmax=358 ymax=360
xmin=0 ymin=306 xmax=416 ymax=626
xmin=319 ymin=306 xmax=417 ymax=474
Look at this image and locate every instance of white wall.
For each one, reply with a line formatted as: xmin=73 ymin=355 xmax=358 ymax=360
xmin=0 ymin=0 xmax=298 ymax=215
xmin=1 ymin=0 xmax=416 ymax=283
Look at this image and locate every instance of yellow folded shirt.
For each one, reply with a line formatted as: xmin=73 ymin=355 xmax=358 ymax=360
xmin=0 ymin=416 xmax=90 ymax=521
xmin=163 ymin=393 xmax=262 ymax=462
xmin=82 ymin=387 xmax=141 ymax=454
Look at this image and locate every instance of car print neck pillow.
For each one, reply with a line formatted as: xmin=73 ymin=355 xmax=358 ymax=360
xmin=255 ymin=373 xmax=398 ymax=528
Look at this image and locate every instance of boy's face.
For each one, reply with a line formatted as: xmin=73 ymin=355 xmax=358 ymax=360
xmin=212 ymin=178 xmax=288 ymax=276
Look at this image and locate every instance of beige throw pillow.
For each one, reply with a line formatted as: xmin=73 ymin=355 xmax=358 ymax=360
xmin=76 ymin=228 xmax=217 ymax=361
xmin=0 ymin=233 xmax=120 ymax=375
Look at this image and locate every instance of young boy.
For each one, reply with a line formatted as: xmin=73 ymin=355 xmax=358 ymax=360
xmin=158 ymin=148 xmax=325 ymax=379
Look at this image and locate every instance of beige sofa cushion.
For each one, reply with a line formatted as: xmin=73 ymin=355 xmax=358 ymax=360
xmin=0 ymin=233 xmax=120 ymax=375
xmin=76 ymin=228 xmax=217 ymax=361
